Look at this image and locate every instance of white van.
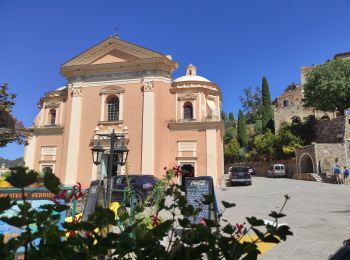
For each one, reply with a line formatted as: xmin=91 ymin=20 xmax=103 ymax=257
xmin=267 ymin=164 xmax=286 ymax=178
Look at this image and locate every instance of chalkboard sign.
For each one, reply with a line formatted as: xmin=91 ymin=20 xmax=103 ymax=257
xmin=82 ymin=180 xmax=106 ymax=221
xmin=185 ymin=176 xmax=218 ymax=224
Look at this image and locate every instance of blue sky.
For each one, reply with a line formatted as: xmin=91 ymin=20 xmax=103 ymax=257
xmin=1 ymin=0 xmax=350 ymax=159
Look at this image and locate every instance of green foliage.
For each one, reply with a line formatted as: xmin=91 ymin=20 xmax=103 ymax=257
xmin=43 ymin=172 xmax=61 ymax=195
xmin=303 ymin=59 xmax=350 ymax=115
xmin=0 ymin=83 xmax=16 ymax=112
xmin=224 ymin=138 xmax=240 ymax=162
xmin=228 ymin=112 xmax=235 ymax=127
xmin=237 ymin=110 xmax=248 ymax=147
xmin=253 ymin=124 xmax=303 ymax=160
xmin=275 ymin=124 xmax=303 ymax=158
xmin=6 ymin=167 xmax=38 ymax=189
xmin=261 ymin=77 xmax=274 ymax=132
xmin=224 ymin=126 xmax=236 ymax=144
xmin=239 ymin=86 xmax=262 ymax=124
xmin=288 ymin=116 xmax=316 ymax=145
xmin=221 ymin=111 xmax=228 ymax=127
xmin=0 ymin=167 xmax=293 ymax=259
xmin=254 ymin=130 xmax=276 ymax=161
xmin=0 ymin=84 xmax=30 ymax=148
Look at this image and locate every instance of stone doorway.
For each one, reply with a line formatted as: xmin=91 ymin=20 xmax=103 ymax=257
xmin=300 ymin=154 xmax=314 ymax=173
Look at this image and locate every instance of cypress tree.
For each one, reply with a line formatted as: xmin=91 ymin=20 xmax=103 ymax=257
xmin=237 ymin=110 xmax=248 ymax=147
xmin=228 ymin=112 xmax=235 ymax=127
xmin=261 ymin=77 xmax=274 ymax=132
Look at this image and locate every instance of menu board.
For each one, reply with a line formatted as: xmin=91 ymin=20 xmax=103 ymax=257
xmin=185 ymin=176 xmax=217 ymax=224
xmin=82 ymin=180 xmax=106 ymax=221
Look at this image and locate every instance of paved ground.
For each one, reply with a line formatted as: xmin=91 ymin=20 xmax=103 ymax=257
xmin=215 ymin=176 xmax=350 ymax=259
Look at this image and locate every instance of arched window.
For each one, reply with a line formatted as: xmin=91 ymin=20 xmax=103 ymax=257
xmin=183 ymin=101 xmax=193 ymax=120
xmin=49 ymin=109 xmax=56 ymax=125
xmin=107 ymin=95 xmax=119 ymax=121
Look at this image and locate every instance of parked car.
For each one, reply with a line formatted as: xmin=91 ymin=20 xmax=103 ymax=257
xmin=226 ymin=166 xmax=252 ymax=186
xmin=112 ymin=175 xmax=159 ymax=206
xmin=248 ymin=167 xmax=255 ymax=175
xmin=266 ymin=164 xmax=286 ymax=178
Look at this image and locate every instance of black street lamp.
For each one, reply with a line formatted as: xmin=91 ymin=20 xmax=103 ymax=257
xmin=91 ymin=142 xmax=105 ymax=165
xmin=91 ymin=129 xmax=129 ymax=207
xmin=114 ymin=142 xmax=129 ymax=166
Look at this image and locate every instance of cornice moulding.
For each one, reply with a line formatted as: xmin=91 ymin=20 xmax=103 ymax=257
xmin=168 ymin=121 xmax=224 ymax=131
xmin=61 ymin=57 xmax=177 ymax=79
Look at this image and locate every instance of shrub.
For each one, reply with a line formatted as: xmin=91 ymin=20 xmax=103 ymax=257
xmin=0 ymin=166 xmax=292 ymax=259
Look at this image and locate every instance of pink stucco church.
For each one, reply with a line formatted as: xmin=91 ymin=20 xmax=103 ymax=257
xmin=24 ymin=36 xmax=224 ymax=188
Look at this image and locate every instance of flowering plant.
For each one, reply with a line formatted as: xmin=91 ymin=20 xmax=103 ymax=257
xmin=0 ymin=166 xmax=292 ymax=259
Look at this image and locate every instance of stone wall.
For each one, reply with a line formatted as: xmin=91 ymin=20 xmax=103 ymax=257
xmin=273 ymin=82 xmax=336 ymax=133
xmin=245 ymin=159 xmax=296 ymax=177
xmin=295 ymin=143 xmax=348 ymax=175
xmin=315 ymin=116 xmax=346 ymax=143
xmin=316 ymin=143 xmax=347 ymax=172
xmin=273 ymin=85 xmax=315 ymax=132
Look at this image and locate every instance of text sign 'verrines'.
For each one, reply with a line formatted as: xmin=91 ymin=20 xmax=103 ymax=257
xmin=185 ymin=177 xmax=214 ymax=224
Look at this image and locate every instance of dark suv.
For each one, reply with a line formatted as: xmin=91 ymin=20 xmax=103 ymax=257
xmin=227 ymin=166 xmax=252 ymax=186
xmin=112 ymin=175 xmax=159 ymax=206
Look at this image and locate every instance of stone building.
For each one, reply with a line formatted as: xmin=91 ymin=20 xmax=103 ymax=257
xmin=273 ymin=65 xmax=339 ymax=132
xmin=295 ymin=116 xmax=350 ymax=175
xmin=274 ymin=51 xmax=350 ymax=133
xmin=24 ymin=36 xmax=224 ymax=188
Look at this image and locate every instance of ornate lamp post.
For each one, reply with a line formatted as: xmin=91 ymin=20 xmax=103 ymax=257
xmin=91 ymin=129 xmax=129 ymax=206
xmin=91 ymin=142 xmax=105 ymax=165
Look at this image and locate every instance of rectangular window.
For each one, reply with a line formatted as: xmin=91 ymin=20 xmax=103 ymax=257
xmin=41 ymin=146 xmax=57 ymax=161
xmin=41 ymin=146 xmax=57 ymax=156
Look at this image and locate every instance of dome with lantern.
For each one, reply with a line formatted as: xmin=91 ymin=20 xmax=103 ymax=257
xmin=173 ymin=64 xmax=211 ymax=83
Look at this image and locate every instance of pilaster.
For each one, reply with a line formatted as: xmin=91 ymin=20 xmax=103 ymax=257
xmin=206 ymin=129 xmax=217 ymax=186
xmin=141 ymin=80 xmax=155 ymax=174
xmin=64 ymin=86 xmax=83 ymax=185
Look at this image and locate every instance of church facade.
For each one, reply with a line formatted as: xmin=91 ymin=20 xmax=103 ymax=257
xmin=24 ymin=36 xmax=224 ymax=188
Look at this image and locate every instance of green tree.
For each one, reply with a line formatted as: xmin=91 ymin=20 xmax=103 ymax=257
xmin=261 ymin=77 xmax=274 ymax=132
xmin=224 ymin=138 xmax=240 ymax=162
xmin=221 ymin=111 xmax=228 ymax=128
xmin=275 ymin=123 xmax=303 ymax=159
xmin=224 ymin=126 xmax=237 ymax=144
xmin=288 ymin=115 xmax=316 ymax=145
xmin=0 ymin=83 xmax=29 ymax=147
xmin=253 ymin=129 xmax=276 ymax=161
xmin=237 ymin=110 xmax=248 ymax=147
xmin=239 ymin=86 xmax=262 ymax=124
xmin=303 ymin=59 xmax=350 ymax=115
xmin=228 ymin=112 xmax=235 ymax=127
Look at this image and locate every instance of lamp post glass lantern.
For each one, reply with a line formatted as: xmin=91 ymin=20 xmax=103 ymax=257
xmin=91 ymin=142 xmax=105 ymax=165
xmin=114 ymin=144 xmax=129 ymax=166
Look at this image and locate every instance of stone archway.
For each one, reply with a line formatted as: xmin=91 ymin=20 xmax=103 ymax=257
xmin=300 ymin=153 xmax=314 ymax=173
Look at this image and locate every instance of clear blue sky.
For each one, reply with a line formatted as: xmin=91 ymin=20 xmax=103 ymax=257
xmin=1 ymin=0 xmax=349 ymax=159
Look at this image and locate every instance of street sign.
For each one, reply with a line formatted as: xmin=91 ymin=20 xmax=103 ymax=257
xmin=185 ymin=176 xmax=218 ymax=224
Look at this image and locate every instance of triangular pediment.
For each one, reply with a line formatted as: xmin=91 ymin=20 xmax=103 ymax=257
xmin=62 ymin=36 xmax=166 ymax=67
xmin=91 ymin=49 xmax=138 ymax=64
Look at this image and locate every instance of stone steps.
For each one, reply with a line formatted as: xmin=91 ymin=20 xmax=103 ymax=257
xmin=310 ymin=173 xmax=323 ymax=182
